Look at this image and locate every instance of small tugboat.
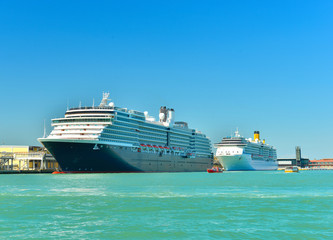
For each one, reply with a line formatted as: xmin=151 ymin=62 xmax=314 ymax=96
xmin=284 ymin=166 xmax=299 ymax=173
xmin=207 ymin=166 xmax=223 ymax=173
xmin=52 ymin=171 xmax=66 ymax=174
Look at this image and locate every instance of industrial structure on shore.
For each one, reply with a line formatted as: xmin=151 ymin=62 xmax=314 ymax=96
xmin=277 ymin=146 xmax=333 ymax=170
xmin=277 ymin=146 xmax=310 ymax=169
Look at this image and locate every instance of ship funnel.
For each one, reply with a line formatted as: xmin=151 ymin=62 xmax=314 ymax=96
xmin=254 ymin=131 xmax=260 ymax=142
xmin=159 ymin=106 xmax=175 ymax=127
xmin=167 ymin=108 xmax=175 ymax=127
xmin=159 ymin=106 xmax=167 ymax=122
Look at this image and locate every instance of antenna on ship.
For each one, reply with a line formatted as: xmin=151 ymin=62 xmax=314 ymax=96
xmin=43 ymin=119 xmax=46 ymax=138
xmin=235 ymin=128 xmax=240 ymax=137
xmin=67 ymin=99 xmax=69 ymax=111
xmin=99 ymin=92 xmax=110 ymax=107
xmin=92 ymin=98 xmax=95 ymax=108
xmin=79 ymin=101 xmax=82 ymax=108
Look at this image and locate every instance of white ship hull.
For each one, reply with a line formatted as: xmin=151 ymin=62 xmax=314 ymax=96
xmin=217 ymin=154 xmax=278 ymax=171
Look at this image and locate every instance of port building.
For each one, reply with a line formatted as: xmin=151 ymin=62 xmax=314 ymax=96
xmin=0 ymin=145 xmax=59 ymax=172
xmin=277 ymin=158 xmax=309 ymax=168
xmin=308 ymin=159 xmax=333 ymax=169
xmin=277 ymin=146 xmax=309 ymax=169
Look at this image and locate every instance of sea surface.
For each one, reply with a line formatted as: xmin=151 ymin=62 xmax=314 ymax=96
xmin=0 ymin=171 xmax=332 ymax=239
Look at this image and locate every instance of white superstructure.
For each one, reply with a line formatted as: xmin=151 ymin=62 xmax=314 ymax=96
xmin=215 ymin=130 xmax=277 ymax=171
xmin=47 ymin=93 xmax=212 ymax=157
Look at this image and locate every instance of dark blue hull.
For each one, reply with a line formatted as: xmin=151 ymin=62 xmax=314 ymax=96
xmin=42 ymin=141 xmax=141 ymax=172
xmin=41 ymin=140 xmax=213 ymax=173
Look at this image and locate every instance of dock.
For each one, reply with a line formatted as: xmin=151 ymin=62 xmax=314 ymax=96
xmin=0 ymin=169 xmax=55 ymax=174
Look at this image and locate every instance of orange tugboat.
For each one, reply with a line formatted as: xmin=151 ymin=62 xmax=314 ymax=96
xmin=207 ymin=167 xmax=223 ymax=173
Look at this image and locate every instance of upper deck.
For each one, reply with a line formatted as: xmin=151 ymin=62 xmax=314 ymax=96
xmin=215 ymin=137 xmax=248 ymax=147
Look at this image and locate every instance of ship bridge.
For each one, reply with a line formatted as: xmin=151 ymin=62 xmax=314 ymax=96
xmin=215 ymin=137 xmax=248 ymax=147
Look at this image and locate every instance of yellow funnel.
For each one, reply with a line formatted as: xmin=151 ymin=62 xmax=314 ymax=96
xmin=254 ymin=131 xmax=260 ymax=141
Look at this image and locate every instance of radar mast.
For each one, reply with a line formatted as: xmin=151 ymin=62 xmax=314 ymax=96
xmin=99 ymin=92 xmax=110 ymax=107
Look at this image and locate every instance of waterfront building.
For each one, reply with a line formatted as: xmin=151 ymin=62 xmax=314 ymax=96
xmin=0 ymin=145 xmax=59 ymax=171
xmin=277 ymin=146 xmax=309 ymax=169
xmin=277 ymin=158 xmax=309 ymax=169
xmin=308 ymin=159 xmax=333 ymax=169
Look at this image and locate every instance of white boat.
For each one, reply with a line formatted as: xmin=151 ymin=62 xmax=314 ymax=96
xmin=215 ymin=130 xmax=278 ymax=171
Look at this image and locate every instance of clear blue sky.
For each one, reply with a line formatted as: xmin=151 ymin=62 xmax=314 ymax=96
xmin=0 ymin=0 xmax=332 ymax=159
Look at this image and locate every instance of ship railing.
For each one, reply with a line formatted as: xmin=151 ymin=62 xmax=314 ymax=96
xmin=131 ymin=146 xmax=184 ymax=155
xmin=70 ymin=106 xmax=114 ymax=110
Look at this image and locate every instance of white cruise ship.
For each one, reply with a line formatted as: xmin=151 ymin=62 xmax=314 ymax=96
xmin=38 ymin=93 xmax=213 ymax=173
xmin=215 ymin=130 xmax=277 ymax=171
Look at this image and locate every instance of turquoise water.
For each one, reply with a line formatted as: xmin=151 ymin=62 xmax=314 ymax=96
xmin=0 ymin=171 xmax=332 ymax=239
